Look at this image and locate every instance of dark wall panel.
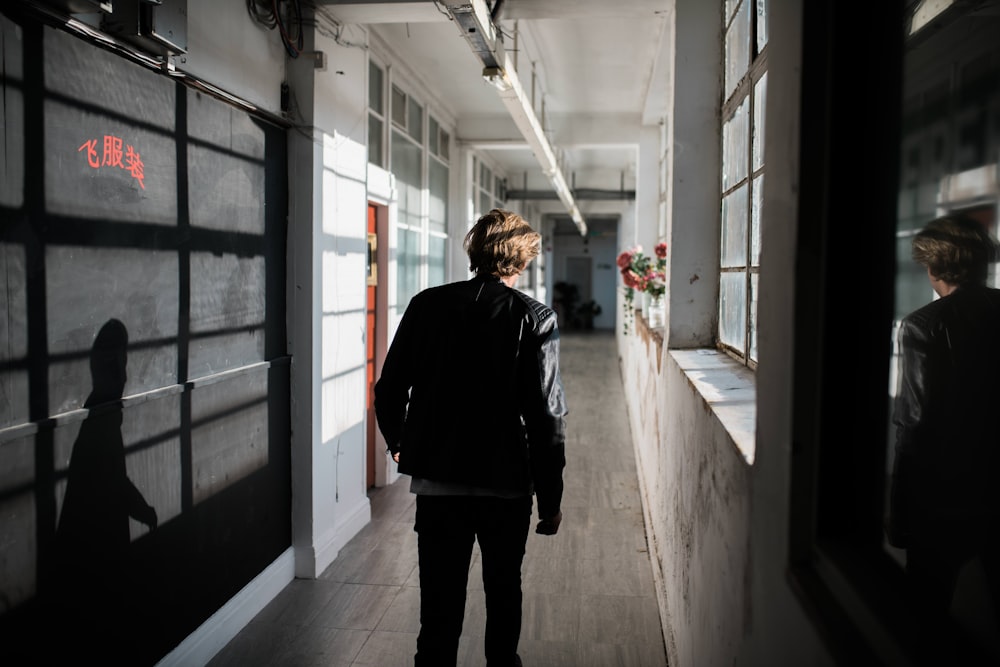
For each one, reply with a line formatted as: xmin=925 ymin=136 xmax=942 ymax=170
xmin=0 ymin=8 xmax=290 ymax=666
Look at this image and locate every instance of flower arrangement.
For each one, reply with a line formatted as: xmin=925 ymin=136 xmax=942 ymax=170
xmin=616 ymin=242 xmax=668 ymax=334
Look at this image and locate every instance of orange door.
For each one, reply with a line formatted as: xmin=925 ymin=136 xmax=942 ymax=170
xmin=366 ymin=204 xmax=378 ymax=488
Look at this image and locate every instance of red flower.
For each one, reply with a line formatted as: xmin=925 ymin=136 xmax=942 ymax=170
xmin=616 ymin=251 xmax=633 ymax=269
xmin=654 ymin=242 xmax=668 ymax=259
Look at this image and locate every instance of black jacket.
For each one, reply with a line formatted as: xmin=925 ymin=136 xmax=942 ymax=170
xmin=889 ymin=283 xmax=1000 ymax=552
xmin=374 ymin=274 xmax=567 ymax=518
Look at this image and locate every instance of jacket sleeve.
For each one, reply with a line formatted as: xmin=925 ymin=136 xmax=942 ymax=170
xmin=521 ymin=316 xmax=567 ymax=520
xmin=374 ymin=302 xmax=419 ymax=455
xmin=887 ymin=316 xmax=933 ymax=547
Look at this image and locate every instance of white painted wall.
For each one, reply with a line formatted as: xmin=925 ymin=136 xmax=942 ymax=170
xmin=661 ymin=0 xmax=721 ymax=350
xmin=181 ymin=0 xmax=286 ymax=113
xmin=311 ymin=25 xmax=375 ymax=575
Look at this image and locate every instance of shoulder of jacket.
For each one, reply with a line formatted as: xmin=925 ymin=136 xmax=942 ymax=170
xmin=411 ymin=281 xmax=464 ymax=304
xmin=902 ymin=297 xmax=951 ymax=337
xmin=511 ymin=289 xmax=557 ymax=329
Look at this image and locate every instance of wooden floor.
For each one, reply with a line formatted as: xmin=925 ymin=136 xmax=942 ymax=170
xmin=207 ymin=330 xmax=668 ymax=667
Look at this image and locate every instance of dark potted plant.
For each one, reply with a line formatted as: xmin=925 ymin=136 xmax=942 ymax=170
xmin=576 ymin=300 xmax=602 ymax=330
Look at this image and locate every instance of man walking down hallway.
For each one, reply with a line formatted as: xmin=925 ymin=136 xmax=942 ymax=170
xmin=208 ymin=326 xmax=665 ymax=666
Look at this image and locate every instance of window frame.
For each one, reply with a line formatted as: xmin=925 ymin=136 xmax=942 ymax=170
xmin=718 ymin=0 xmax=767 ymax=368
xmin=386 ymin=75 xmax=451 ymax=303
xmin=367 ymin=59 xmax=386 ymax=168
xmin=780 ymin=2 xmax=982 ymax=663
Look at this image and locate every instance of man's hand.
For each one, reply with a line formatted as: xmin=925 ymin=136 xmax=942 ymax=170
xmin=535 ymin=511 xmax=562 ymax=535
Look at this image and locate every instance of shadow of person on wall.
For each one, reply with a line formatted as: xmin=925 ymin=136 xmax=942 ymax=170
xmin=52 ymin=318 xmax=157 ymax=661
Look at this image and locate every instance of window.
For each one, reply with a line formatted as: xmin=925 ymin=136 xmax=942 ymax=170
xmin=428 ymin=115 xmax=449 ymax=288
xmin=788 ymin=2 xmax=1000 ymax=663
xmin=718 ymin=0 xmax=767 ymax=366
xmin=473 ymin=157 xmax=505 ymax=218
xmin=367 ymin=61 xmax=385 ymax=167
xmin=471 ymin=157 xmax=529 ymax=289
xmin=391 ymin=83 xmax=423 ymax=143
xmin=885 ymin=0 xmax=1000 ymax=650
xmin=388 ymin=79 xmax=450 ymax=304
xmin=392 ymin=125 xmax=422 ymax=306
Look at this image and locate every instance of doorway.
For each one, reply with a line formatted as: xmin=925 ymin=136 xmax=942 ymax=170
xmin=366 ymin=203 xmax=378 ymax=489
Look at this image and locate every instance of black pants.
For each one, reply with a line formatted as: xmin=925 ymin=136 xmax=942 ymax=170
xmin=905 ymin=536 xmax=1000 ymax=664
xmin=413 ymin=494 xmax=532 ymax=667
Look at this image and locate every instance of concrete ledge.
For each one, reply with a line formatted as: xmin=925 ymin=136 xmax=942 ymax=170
xmin=669 ymin=348 xmax=757 ymax=464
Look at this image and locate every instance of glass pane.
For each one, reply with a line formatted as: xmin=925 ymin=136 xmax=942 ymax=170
xmin=479 ymin=190 xmax=491 ymax=218
xmin=408 ymin=99 xmax=423 ymax=143
xmin=752 ymin=71 xmax=767 ymax=171
xmin=723 ymin=97 xmax=749 ymax=190
xmin=495 ymin=175 xmax=503 ymax=203
xmin=397 ymin=228 xmax=421 ymax=306
xmin=481 ymin=164 xmax=492 ymax=192
xmin=429 ymin=159 xmax=448 ymax=233
xmin=428 ymin=116 xmax=439 ymax=156
xmin=756 ymin=0 xmax=768 ymax=52
xmin=749 ymin=272 xmax=758 ymax=362
xmin=724 ymin=0 xmax=751 ymax=100
xmin=428 ymin=234 xmax=446 ymax=288
xmin=889 ymin=7 xmax=1000 ymax=649
xmin=895 ymin=228 xmax=930 ymax=320
xmin=721 ymin=185 xmax=749 ymax=268
xmin=751 ymin=173 xmax=762 ymax=265
xmin=391 ymin=130 xmax=422 ymax=226
xmin=439 ymin=129 xmax=450 ymax=160
xmin=368 ymin=60 xmax=383 ymax=113
xmin=368 ymin=115 xmax=383 ymax=167
xmin=391 ymin=85 xmax=406 ymax=127
xmin=719 ymin=272 xmax=747 ymax=353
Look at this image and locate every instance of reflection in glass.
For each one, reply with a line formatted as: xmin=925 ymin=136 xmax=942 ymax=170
xmin=889 ymin=1 xmax=1000 ymax=658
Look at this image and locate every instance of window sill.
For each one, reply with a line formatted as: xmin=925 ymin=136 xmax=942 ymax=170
xmin=669 ymin=348 xmax=757 ymax=464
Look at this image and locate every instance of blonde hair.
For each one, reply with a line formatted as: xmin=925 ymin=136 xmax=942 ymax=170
xmin=912 ymin=214 xmax=998 ymax=285
xmin=464 ymin=209 xmax=541 ymax=277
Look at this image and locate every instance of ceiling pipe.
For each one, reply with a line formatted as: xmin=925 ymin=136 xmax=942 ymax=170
xmin=439 ymin=0 xmax=587 ymax=236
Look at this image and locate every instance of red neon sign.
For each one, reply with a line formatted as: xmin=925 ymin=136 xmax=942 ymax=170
xmin=78 ymin=135 xmax=146 ymax=189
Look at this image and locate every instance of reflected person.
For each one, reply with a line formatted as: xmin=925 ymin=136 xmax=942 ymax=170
xmin=888 ymin=214 xmax=1000 ymax=634
xmin=375 ymin=209 xmax=567 ymax=667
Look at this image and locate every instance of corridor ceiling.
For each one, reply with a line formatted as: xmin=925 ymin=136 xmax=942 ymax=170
xmin=321 ymin=0 xmax=672 ymax=214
